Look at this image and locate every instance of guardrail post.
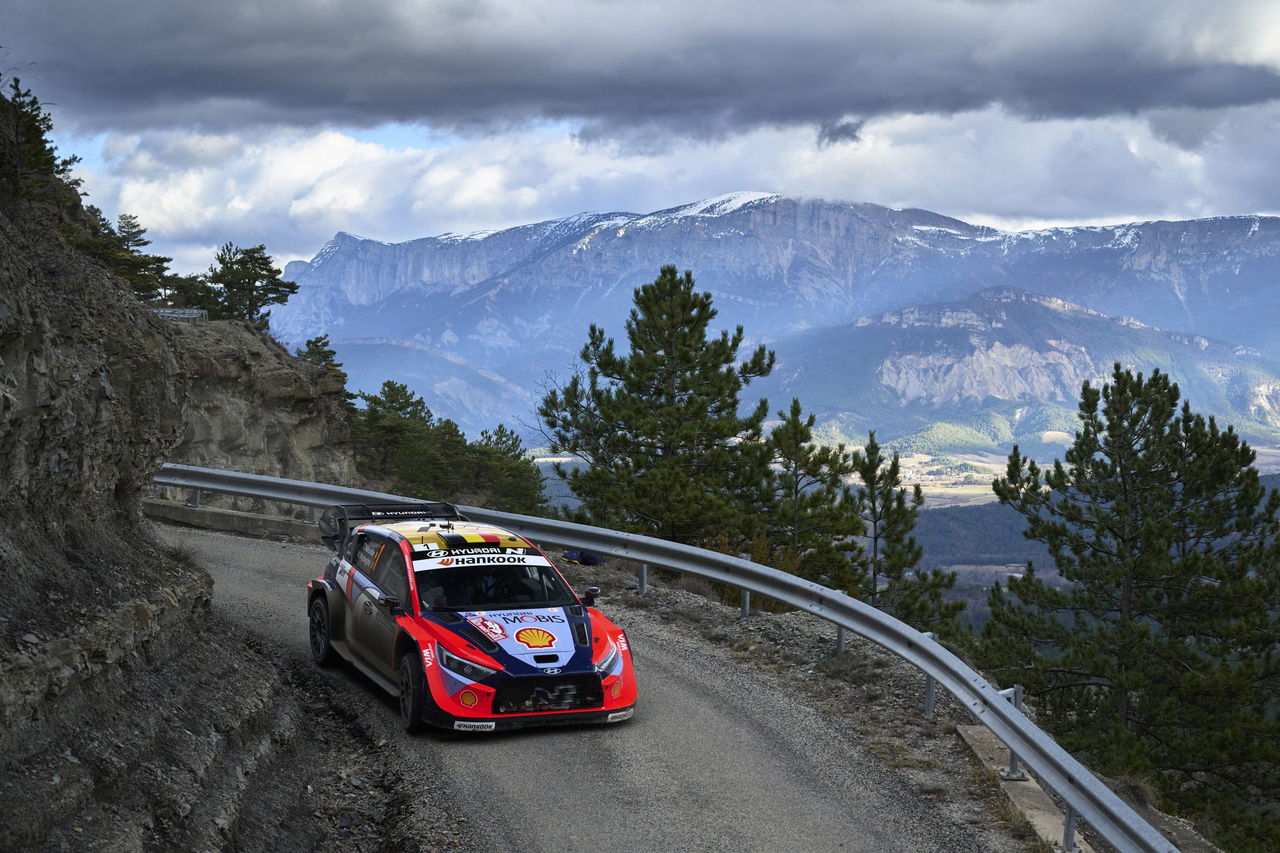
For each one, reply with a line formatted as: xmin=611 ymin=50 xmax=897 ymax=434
xmin=919 ymin=632 xmax=936 ymax=716
xmin=307 ymin=505 xmax=317 ymax=523
xmin=1062 ymin=804 xmax=1081 ymax=853
xmin=638 ymin=563 xmax=648 ymax=596
xmin=186 ymin=487 xmax=202 ymax=508
xmin=835 ymin=626 xmax=846 ymax=654
xmin=740 ymin=589 xmax=750 ymax=618
xmin=998 ymin=685 xmax=1028 ymax=781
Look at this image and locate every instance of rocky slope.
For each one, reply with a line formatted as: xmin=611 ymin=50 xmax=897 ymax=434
xmin=163 ymin=319 xmax=360 ymax=514
xmin=270 ymin=194 xmax=1280 ymax=442
xmin=0 ymin=97 xmax=452 ymax=851
xmin=756 ymin=286 xmax=1280 ymax=453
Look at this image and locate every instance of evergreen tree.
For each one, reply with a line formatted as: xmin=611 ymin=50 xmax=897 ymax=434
xmin=850 ymin=432 xmax=962 ymax=632
xmin=470 ymin=425 xmax=547 ymax=516
xmin=295 ymin=334 xmax=355 ymax=407
xmin=983 ymin=365 xmax=1280 ymax=849
xmin=355 ymin=381 xmax=434 ymax=471
xmin=78 ymin=207 xmax=172 ymax=301
xmin=205 ymin=242 xmax=298 ymax=329
xmin=764 ymin=398 xmax=863 ymax=585
xmin=354 ymin=381 xmax=545 ymax=515
xmin=0 ymin=77 xmax=80 ymax=201
xmin=538 ymin=265 xmax=774 ymax=545
xmin=295 ymin=334 xmax=342 ymax=369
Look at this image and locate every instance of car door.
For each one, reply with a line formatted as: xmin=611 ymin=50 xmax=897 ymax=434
xmin=352 ymin=541 xmax=409 ymax=678
xmin=345 ymin=534 xmax=386 ymax=660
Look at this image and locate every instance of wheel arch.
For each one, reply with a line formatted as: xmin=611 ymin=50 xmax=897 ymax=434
xmin=394 ymin=630 xmax=422 ymax=669
xmin=308 ymin=580 xmax=347 ymax=644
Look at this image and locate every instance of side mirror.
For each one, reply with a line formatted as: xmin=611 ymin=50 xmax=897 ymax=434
xmin=378 ymin=594 xmax=405 ymax=616
xmin=582 ymin=586 xmax=601 ymax=606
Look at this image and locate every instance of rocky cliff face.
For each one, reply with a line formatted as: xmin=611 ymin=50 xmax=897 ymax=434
xmin=0 ymin=95 xmax=410 ymax=851
xmin=0 ymin=178 xmax=191 ymax=642
xmin=755 ymin=287 xmax=1280 ymax=454
xmin=166 ymin=319 xmax=358 ymax=492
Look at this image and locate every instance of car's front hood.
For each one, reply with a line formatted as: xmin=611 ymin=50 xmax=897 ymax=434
xmin=459 ymin=607 xmax=583 ymax=670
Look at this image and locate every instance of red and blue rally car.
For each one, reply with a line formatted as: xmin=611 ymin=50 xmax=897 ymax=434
xmin=307 ymin=503 xmax=637 ymax=732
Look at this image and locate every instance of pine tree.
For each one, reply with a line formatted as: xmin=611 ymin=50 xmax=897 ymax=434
xmin=162 ymin=272 xmax=221 ymax=313
xmin=983 ymin=365 xmax=1280 ymax=848
xmin=205 ymin=242 xmax=298 ymax=329
xmin=353 ymin=382 xmax=546 ymax=515
xmin=764 ymin=398 xmax=863 ymax=586
xmin=470 ymin=425 xmax=547 ymax=515
xmin=538 ymin=265 xmax=774 ymax=545
xmin=355 ymin=380 xmax=434 ymax=471
xmin=295 ymin=334 xmax=342 ymax=369
xmin=78 ymin=208 xmax=172 ymax=301
xmin=850 ymin=432 xmax=963 ymax=632
xmin=295 ymin=334 xmax=355 ymax=407
xmin=0 ymin=77 xmax=81 ymax=202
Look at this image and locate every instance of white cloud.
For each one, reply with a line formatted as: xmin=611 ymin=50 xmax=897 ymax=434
xmin=63 ymin=101 xmax=1280 ymax=275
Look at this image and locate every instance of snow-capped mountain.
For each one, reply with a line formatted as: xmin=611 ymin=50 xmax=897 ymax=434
xmin=271 ymin=194 xmax=1280 ymax=445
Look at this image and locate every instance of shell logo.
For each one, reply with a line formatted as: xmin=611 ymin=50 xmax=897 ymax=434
xmin=458 ymin=689 xmax=478 ymax=708
xmin=514 ymin=627 xmax=556 ymax=649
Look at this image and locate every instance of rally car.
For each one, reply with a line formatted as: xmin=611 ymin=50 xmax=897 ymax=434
xmin=306 ymin=502 xmax=637 ymax=733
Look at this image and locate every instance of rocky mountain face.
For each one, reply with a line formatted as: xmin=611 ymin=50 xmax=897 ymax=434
xmin=0 ymin=171 xmax=191 ymax=633
xmin=167 ymin=319 xmax=359 ymax=496
xmin=0 ymin=97 xmax=394 ymax=849
xmin=756 ymin=287 xmax=1280 ymax=454
xmin=272 ymin=193 xmax=1280 ymax=448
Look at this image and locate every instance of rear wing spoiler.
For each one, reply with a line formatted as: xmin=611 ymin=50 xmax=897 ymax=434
xmin=318 ymin=502 xmax=469 ymax=552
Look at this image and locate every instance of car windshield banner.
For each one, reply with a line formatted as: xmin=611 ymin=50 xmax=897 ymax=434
xmin=411 ymin=552 xmax=554 ymax=570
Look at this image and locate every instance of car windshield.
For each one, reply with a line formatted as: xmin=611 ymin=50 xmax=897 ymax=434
xmin=416 ymin=563 xmax=577 ymax=611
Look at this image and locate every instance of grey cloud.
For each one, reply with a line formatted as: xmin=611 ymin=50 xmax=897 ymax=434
xmin=817 ymin=120 xmax=865 ymax=147
xmin=13 ymin=0 xmax=1280 ymax=141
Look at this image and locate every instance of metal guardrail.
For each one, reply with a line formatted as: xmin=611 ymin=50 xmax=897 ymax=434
xmin=149 ymin=308 xmax=209 ymax=323
xmin=153 ymin=463 xmax=1176 ymax=853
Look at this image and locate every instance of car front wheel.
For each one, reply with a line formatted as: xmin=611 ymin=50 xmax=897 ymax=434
xmin=309 ymin=597 xmax=338 ymax=667
xmin=399 ymin=653 xmax=428 ymax=734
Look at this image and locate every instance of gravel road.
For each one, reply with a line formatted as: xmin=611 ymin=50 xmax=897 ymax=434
xmin=161 ymin=524 xmax=1010 ymax=853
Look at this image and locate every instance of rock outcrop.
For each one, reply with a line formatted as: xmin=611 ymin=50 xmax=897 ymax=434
xmin=167 ymin=319 xmax=357 ymax=489
xmin=0 ymin=95 xmax=407 ymax=851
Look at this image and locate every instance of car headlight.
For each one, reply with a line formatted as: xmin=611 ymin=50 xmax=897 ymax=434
xmin=438 ymin=645 xmax=499 ymax=682
xmin=595 ymin=637 xmax=620 ymax=675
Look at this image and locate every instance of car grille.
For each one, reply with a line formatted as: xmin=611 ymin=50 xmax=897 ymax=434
xmin=493 ymin=674 xmax=604 ymax=714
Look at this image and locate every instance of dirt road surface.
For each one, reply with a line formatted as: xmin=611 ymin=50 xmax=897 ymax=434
xmin=162 ymin=524 xmax=1018 ymax=853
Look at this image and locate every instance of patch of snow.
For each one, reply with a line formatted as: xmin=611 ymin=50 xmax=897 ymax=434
xmin=631 ymin=192 xmax=780 ymax=228
xmin=436 ymin=229 xmax=500 ymax=243
xmin=911 ymin=225 xmax=963 ymax=236
xmin=1109 ymin=226 xmax=1141 ymax=248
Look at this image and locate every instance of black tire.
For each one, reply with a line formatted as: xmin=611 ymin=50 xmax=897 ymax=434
xmin=399 ymin=653 xmax=428 ymax=734
xmin=308 ymin=596 xmax=339 ymax=667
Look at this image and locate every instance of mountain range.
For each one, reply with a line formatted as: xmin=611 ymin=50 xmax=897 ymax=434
xmin=272 ymin=193 xmax=1280 ymax=453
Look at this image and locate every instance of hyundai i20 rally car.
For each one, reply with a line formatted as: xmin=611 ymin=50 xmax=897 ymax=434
xmin=307 ymin=503 xmax=637 ymax=733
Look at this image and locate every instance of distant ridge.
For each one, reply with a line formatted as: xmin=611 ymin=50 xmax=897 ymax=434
xmin=273 ymin=194 xmax=1280 ymax=448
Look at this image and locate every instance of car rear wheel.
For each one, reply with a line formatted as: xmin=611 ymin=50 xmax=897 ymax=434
xmin=399 ymin=653 xmax=428 ymax=734
xmin=309 ymin=597 xmax=338 ymax=667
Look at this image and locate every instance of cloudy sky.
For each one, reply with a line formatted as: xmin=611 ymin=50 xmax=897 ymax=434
xmin=11 ymin=0 xmax=1280 ymax=271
